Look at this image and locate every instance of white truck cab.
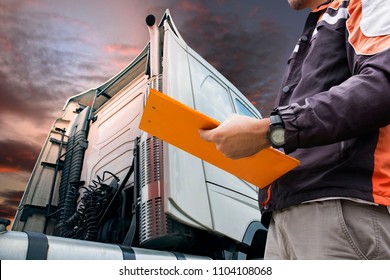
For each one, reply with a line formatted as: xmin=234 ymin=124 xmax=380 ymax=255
xmin=0 ymin=10 xmax=267 ymax=260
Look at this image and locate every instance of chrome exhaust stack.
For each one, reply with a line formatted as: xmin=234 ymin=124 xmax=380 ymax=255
xmin=146 ymin=14 xmax=162 ymax=90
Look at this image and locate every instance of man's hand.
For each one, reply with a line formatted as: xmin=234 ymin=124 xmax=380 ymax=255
xmin=199 ymin=114 xmax=271 ymax=159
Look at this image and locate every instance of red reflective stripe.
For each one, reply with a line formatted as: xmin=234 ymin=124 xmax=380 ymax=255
xmin=260 ymin=185 xmax=272 ymax=207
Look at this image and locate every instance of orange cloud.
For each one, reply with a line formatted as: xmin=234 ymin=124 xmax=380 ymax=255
xmin=0 ymin=38 xmax=13 ymax=52
xmin=0 ymin=166 xmax=21 ymax=173
xmin=104 ymin=44 xmax=141 ymax=57
xmin=0 ymin=189 xmax=23 ymax=227
xmin=179 ymin=0 xmax=209 ymax=14
xmin=0 ymin=140 xmax=39 ymax=173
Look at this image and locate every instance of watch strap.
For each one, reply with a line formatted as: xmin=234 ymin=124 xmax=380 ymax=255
xmin=269 ymin=110 xmax=284 ymax=127
xmin=268 ymin=109 xmax=285 ymax=148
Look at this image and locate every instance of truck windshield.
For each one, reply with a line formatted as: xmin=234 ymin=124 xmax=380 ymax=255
xmin=195 ymin=75 xmax=234 ymax=122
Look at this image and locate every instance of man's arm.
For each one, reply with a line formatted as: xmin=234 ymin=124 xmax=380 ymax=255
xmin=280 ymin=0 xmax=390 ymax=153
xmin=199 ymin=114 xmax=271 ymax=159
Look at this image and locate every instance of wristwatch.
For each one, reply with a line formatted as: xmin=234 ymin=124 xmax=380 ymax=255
xmin=268 ymin=110 xmax=285 ymax=148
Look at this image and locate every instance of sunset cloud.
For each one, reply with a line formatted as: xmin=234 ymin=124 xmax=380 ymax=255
xmin=104 ymin=44 xmax=142 ymax=56
xmin=0 ymin=0 xmax=127 ymax=169
xmin=0 ymin=189 xmax=24 ymax=221
xmin=0 ymin=0 xmax=124 ymax=211
xmin=175 ymin=0 xmax=288 ymax=114
xmin=178 ymin=0 xmax=209 ymax=14
xmin=103 ymin=43 xmax=145 ymax=69
xmin=0 ymin=140 xmax=39 ymax=174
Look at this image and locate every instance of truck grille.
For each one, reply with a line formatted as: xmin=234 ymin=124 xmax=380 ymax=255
xmin=139 ymin=136 xmax=166 ymax=245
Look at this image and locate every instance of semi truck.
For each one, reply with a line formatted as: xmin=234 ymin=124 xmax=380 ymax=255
xmin=0 ymin=10 xmax=267 ymax=260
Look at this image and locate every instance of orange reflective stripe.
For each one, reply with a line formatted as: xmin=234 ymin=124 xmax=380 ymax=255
xmin=312 ymin=0 xmax=335 ymax=13
xmin=372 ymin=125 xmax=390 ymax=206
xmin=347 ymin=0 xmax=390 ymax=55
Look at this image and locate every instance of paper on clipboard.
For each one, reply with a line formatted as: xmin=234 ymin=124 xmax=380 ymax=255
xmin=139 ymin=89 xmax=300 ymax=188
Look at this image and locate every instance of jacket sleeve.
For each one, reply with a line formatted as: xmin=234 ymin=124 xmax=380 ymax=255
xmin=280 ymin=0 xmax=390 ymax=154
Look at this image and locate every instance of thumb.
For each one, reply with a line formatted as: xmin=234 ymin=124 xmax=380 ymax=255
xmin=198 ymin=128 xmax=214 ymax=142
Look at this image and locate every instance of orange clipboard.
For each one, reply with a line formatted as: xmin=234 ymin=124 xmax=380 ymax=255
xmin=139 ymin=89 xmax=300 ymax=188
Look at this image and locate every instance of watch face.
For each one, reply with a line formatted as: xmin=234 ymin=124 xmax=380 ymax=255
xmin=271 ymin=127 xmax=285 ymax=146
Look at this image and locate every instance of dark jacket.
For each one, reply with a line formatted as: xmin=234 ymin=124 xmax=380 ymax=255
xmin=259 ymin=0 xmax=390 ymax=220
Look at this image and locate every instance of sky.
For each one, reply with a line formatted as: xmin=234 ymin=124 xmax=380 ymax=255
xmin=0 ymin=0 xmax=309 ymax=225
